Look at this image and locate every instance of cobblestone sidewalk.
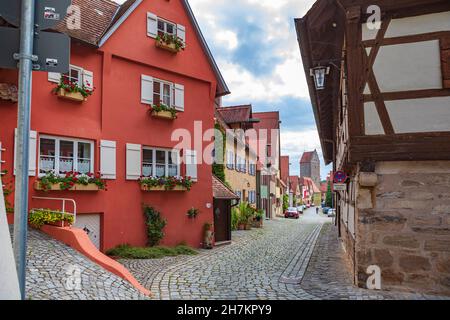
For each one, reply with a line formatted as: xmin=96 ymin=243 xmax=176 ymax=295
xmin=18 ymin=227 xmax=147 ymax=300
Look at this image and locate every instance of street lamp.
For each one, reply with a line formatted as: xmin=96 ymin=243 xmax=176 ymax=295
xmin=310 ymin=65 xmax=330 ymax=90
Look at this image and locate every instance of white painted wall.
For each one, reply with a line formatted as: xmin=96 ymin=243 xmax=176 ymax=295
xmin=386 ymin=97 xmax=450 ymax=133
xmin=0 ymin=178 xmax=21 ymax=300
xmin=373 ymin=40 xmax=442 ymax=92
xmin=363 ymin=11 xmax=450 ymax=41
xmin=364 ymin=102 xmax=384 ymax=135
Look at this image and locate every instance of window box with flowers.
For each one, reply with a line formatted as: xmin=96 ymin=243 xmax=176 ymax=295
xmin=149 ymin=102 xmax=178 ymax=120
xmin=139 ymin=176 xmax=193 ymax=191
xmin=29 ymin=208 xmax=75 ymax=228
xmin=53 ymin=78 xmax=94 ymax=102
xmin=155 ymin=33 xmax=185 ymax=53
xmin=35 ymin=171 xmax=107 ymax=192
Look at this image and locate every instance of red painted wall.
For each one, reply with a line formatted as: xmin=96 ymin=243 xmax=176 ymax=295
xmin=0 ymin=0 xmax=219 ymax=250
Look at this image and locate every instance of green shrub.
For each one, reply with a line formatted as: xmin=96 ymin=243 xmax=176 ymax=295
xmin=106 ymin=244 xmax=197 ymax=259
xmin=143 ymin=205 xmax=167 ymax=247
xmin=231 ymin=207 xmax=239 ymax=231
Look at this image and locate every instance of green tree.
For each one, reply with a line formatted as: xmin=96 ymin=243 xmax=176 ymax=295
xmin=325 ymin=182 xmax=333 ymax=207
xmin=283 ymin=194 xmax=289 ymax=212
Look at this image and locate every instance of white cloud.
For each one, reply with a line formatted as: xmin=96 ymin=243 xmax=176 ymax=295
xmin=215 ymin=30 xmax=238 ymax=50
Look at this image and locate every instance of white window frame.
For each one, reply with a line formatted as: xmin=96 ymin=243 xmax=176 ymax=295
xmin=153 ymin=78 xmax=174 ymax=107
xmin=38 ymin=135 xmax=94 ymax=177
xmin=227 ymin=151 xmax=234 ymax=170
xmin=142 ymin=147 xmax=180 ymax=178
xmin=157 ymin=17 xmax=177 ymax=37
xmin=63 ymin=65 xmax=84 ymax=85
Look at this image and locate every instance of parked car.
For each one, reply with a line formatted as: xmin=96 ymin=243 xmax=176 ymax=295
xmin=328 ymin=209 xmax=336 ymax=217
xmin=306 ymin=203 xmax=311 ymax=208
xmin=285 ymin=207 xmax=299 ymax=219
xmin=297 ymin=206 xmax=304 ymax=214
xmin=323 ymin=207 xmax=331 ymax=215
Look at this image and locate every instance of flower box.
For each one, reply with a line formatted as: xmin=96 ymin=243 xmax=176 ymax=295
xmin=151 ymin=110 xmax=176 ymax=120
xmin=34 ymin=181 xmax=100 ymax=191
xmin=47 ymin=220 xmax=72 ymax=228
xmin=140 ymin=184 xmax=188 ymax=192
xmin=56 ymin=88 xmax=86 ymax=102
xmin=155 ymin=40 xmax=179 ymax=53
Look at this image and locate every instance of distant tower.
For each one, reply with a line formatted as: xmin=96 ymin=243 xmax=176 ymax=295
xmin=300 ymin=150 xmax=321 ymax=187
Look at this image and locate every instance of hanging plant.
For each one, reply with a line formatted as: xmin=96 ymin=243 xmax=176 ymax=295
xmin=187 ymin=207 xmax=199 ymax=219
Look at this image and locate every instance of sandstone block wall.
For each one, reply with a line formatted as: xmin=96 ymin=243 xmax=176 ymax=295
xmin=355 ymin=161 xmax=450 ymax=296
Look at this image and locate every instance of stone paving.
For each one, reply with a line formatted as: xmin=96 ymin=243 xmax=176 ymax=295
xmin=122 ymin=208 xmax=449 ymax=300
xmin=15 ymin=227 xmax=147 ymax=300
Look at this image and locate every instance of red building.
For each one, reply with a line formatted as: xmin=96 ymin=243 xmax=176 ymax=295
xmin=0 ymin=0 xmax=229 ymax=251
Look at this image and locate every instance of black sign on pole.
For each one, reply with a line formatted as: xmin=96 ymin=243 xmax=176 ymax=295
xmin=0 ymin=0 xmax=72 ymax=73
xmin=33 ymin=31 xmax=70 ymax=73
xmin=0 ymin=0 xmax=71 ymax=30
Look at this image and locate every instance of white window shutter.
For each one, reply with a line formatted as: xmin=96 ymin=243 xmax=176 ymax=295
xmin=126 ymin=143 xmax=142 ymax=180
xmin=14 ymin=129 xmax=37 ymax=176
xmin=48 ymin=72 xmax=61 ymax=83
xmin=173 ymin=83 xmax=184 ymax=111
xmin=147 ymin=12 xmax=158 ymax=38
xmin=100 ymin=140 xmax=116 ymax=180
xmin=185 ymin=149 xmax=197 ymax=181
xmin=83 ymin=70 xmax=94 ymax=91
xmin=141 ymin=75 xmax=154 ymax=105
xmin=177 ymin=24 xmax=186 ymax=43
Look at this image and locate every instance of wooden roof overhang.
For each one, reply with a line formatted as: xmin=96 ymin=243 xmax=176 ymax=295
xmin=295 ymin=0 xmax=345 ymax=165
xmin=297 ymin=0 xmax=450 ymax=166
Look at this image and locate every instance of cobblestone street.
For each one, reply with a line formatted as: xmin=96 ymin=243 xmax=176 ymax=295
xmin=122 ymin=208 xmax=448 ymax=300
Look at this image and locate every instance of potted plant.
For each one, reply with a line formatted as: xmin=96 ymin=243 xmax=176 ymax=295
xmin=139 ymin=176 xmax=193 ymax=191
xmin=237 ymin=202 xmax=253 ymax=230
xmin=253 ymin=209 xmax=264 ymax=228
xmin=35 ymin=171 xmax=107 ymax=192
xmin=203 ymin=222 xmax=214 ymax=249
xmin=149 ymin=103 xmax=178 ymax=120
xmin=155 ymin=33 xmax=186 ymax=53
xmin=187 ymin=207 xmax=199 ymax=219
xmin=53 ymin=77 xmax=94 ymax=102
xmin=28 ymin=208 xmax=74 ymax=228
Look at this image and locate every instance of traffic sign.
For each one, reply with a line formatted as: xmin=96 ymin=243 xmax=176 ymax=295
xmin=0 ymin=27 xmax=70 ymax=73
xmin=33 ymin=31 xmax=70 ymax=73
xmin=333 ymin=184 xmax=347 ymax=191
xmin=333 ymin=171 xmax=348 ymax=184
xmin=0 ymin=0 xmax=71 ymax=30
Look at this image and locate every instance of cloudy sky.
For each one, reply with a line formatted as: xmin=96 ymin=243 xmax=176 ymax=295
xmin=114 ymin=0 xmax=332 ymax=179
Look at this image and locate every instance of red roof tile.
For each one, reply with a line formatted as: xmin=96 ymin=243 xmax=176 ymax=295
xmin=213 ymin=176 xmax=239 ymax=200
xmin=300 ymin=150 xmax=318 ymax=164
xmin=216 ymin=105 xmax=252 ymax=124
xmin=280 ymin=156 xmax=290 ymax=184
xmin=54 ymin=0 xmax=121 ymax=46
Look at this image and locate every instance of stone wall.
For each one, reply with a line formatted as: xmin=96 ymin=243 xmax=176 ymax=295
xmin=355 ymin=161 xmax=450 ymax=296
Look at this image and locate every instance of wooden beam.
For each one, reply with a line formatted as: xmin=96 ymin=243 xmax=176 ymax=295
xmin=345 ymin=6 xmax=364 ymax=136
xmin=363 ymin=88 xmax=450 ymax=102
xmin=363 ymin=31 xmax=450 ymax=47
xmin=366 ymin=71 xmax=395 ymax=134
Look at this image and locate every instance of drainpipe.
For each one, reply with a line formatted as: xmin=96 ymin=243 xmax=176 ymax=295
xmin=13 ymin=0 xmax=35 ymax=300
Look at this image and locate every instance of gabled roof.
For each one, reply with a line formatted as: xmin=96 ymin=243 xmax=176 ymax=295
xmin=213 ymin=176 xmax=239 ymax=200
xmin=300 ymin=150 xmax=318 ymax=164
xmin=52 ymin=0 xmax=229 ymax=97
xmin=289 ymin=176 xmax=299 ymax=194
xmin=280 ymin=156 xmax=290 ymax=184
xmin=217 ymin=105 xmax=252 ymax=124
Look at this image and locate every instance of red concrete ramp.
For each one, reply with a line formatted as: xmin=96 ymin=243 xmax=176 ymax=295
xmin=41 ymin=225 xmax=151 ymax=297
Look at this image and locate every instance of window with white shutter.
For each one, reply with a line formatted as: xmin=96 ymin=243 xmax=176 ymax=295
xmin=185 ymin=149 xmax=197 ymax=181
xmin=173 ymin=83 xmax=184 ymax=111
xmin=177 ymin=24 xmax=186 ymax=43
xmin=126 ymin=144 xmax=142 ymax=180
xmin=100 ymin=140 xmax=116 ymax=180
xmin=14 ymin=129 xmax=37 ymax=176
xmin=147 ymin=12 xmax=158 ymax=38
xmin=49 ymin=65 xmax=94 ymax=90
xmin=141 ymin=75 xmax=154 ymax=105
xmin=48 ymin=72 xmax=61 ymax=83
xmin=83 ymin=70 xmax=94 ymax=91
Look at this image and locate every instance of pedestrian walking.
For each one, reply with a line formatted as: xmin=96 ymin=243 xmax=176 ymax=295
xmin=316 ymin=207 xmax=319 ymax=215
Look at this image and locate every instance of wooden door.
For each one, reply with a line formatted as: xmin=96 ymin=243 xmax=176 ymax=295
xmin=213 ymin=199 xmax=231 ymax=242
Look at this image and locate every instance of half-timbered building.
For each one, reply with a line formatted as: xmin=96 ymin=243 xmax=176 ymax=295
xmin=296 ymin=0 xmax=450 ymax=295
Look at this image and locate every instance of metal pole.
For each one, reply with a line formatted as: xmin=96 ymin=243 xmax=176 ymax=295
xmin=13 ymin=0 xmax=35 ymax=300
